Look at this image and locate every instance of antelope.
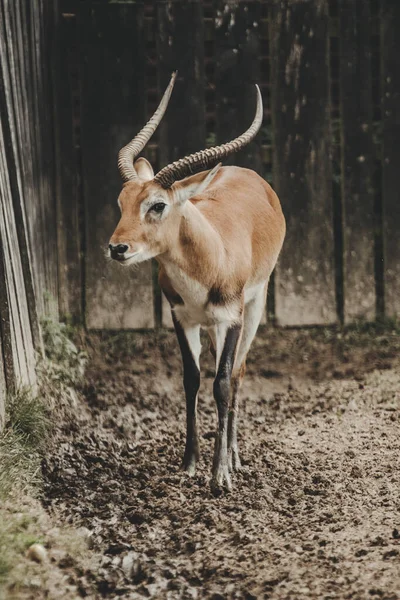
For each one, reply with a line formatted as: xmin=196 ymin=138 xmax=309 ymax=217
xmin=109 ymin=73 xmax=285 ymax=493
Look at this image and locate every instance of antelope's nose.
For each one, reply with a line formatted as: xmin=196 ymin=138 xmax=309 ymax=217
xmin=109 ymin=243 xmax=129 ymax=259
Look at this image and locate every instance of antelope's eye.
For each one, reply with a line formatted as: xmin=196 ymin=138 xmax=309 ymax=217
xmin=149 ymin=202 xmax=166 ymax=214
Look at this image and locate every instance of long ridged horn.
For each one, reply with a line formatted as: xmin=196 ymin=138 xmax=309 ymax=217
xmin=118 ymin=72 xmax=177 ymax=182
xmin=153 ymin=85 xmax=263 ymax=189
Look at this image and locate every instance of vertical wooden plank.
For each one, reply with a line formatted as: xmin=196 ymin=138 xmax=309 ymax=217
xmin=235 ymin=2 xmax=263 ymax=173
xmin=81 ymin=3 xmax=154 ymax=329
xmin=22 ymin=0 xmax=58 ymax=316
xmin=0 ymin=118 xmax=36 ymax=391
xmin=339 ymin=0 xmax=375 ymax=323
xmin=157 ymin=0 xmax=205 ymax=327
xmin=0 ymin=334 xmax=7 ymax=427
xmin=381 ymin=0 xmax=400 ymax=318
xmin=2 ymin=0 xmax=58 ymax=318
xmin=270 ymin=0 xmax=336 ymax=326
xmin=0 ymin=1 xmax=37 ymax=390
xmin=0 ymin=229 xmax=14 ymax=400
xmin=214 ymin=1 xmax=239 ymax=166
xmin=52 ymin=4 xmax=83 ymax=322
xmin=33 ymin=0 xmax=59 ymax=316
xmin=0 ymin=4 xmax=42 ymax=352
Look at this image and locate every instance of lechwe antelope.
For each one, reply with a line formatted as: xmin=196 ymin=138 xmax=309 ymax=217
xmin=108 ymin=73 xmax=285 ymax=493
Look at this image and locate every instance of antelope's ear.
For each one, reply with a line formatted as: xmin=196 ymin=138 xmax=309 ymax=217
xmin=133 ymin=157 xmax=154 ymax=182
xmin=173 ymin=163 xmax=222 ymax=204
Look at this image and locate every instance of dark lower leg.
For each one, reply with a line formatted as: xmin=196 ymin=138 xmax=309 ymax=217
xmin=211 ymin=324 xmax=242 ymax=492
xmin=173 ymin=315 xmax=200 ymax=475
xmin=182 ymin=371 xmax=200 ymax=474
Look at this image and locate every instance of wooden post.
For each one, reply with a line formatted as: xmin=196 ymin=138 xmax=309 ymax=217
xmin=339 ymin=0 xmax=375 ymax=323
xmin=52 ymin=3 xmax=83 ymax=323
xmin=381 ymin=0 xmax=400 ymax=318
xmin=80 ymin=3 xmax=154 ymax=329
xmin=0 ymin=229 xmax=14 ymax=399
xmin=23 ymin=0 xmax=59 ymax=317
xmin=270 ymin=0 xmax=336 ymax=326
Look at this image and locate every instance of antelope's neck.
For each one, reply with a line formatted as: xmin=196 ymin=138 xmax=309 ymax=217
xmin=158 ymin=201 xmax=224 ymax=289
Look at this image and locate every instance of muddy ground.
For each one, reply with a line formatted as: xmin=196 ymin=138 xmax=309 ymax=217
xmin=42 ymin=325 xmax=400 ymax=599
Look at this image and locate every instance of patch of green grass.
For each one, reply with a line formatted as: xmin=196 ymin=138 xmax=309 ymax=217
xmin=40 ymin=316 xmax=87 ymax=386
xmin=0 ymin=508 xmax=45 ymax=590
xmin=0 ymin=316 xmax=87 ymax=502
xmin=0 ymin=429 xmax=41 ymax=501
xmin=36 ymin=317 xmax=87 ymax=414
xmin=6 ymin=389 xmax=50 ymax=451
xmin=0 ymin=555 xmax=10 ymax=582
xmin=0 ymin=387 xmax=52 ymax=500
xmin=0 ymin=315 xmax=90 ymax=595
xmin=0 ymin=516 xmax=43 ymax=555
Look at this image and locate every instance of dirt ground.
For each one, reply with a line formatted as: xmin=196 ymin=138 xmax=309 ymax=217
xmin=42 ymin=325 xmax=400 ymax=599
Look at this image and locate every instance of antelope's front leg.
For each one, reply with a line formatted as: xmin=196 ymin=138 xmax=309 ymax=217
xmin=172 ymin=314 xmax=201 ymax=476
xmin=211 ymin=322 xmax=242 ymax=493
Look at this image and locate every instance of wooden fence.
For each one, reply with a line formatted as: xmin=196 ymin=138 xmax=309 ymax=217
xmin=0 ymin=0 xmax=57 ymax=414
xmin=1 ymin=0 xmax=400 ymax=404
xmin=55 ymin=0 xmax=400 ymax=330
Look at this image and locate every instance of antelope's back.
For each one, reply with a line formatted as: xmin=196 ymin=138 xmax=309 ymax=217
xmin=192 ymin=166 xmax=286 ymax=282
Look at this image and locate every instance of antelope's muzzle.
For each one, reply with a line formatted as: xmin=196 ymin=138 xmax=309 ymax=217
xmin=109 ymin=243 xmax=129 ymax=261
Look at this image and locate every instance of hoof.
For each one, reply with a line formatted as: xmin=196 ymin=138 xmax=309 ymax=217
xmin=181 ymin=462 xmax=196 ymax=477
xmin=181 ymin=453 xmax=196 ymax=477
xmin=210 ymin=467 xmax=232 ymax=496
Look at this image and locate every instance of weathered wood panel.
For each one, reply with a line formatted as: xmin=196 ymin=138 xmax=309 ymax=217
xmin=381 ymin=0 xmax=400 ymax=318
xmin=214 ymin=1 xmax=240 ymax=167
xmin=1 ymin=0 xmax=58 ymax=318
xmin=0 ymin=12 xmax=42 ymax=353
xmin=0 ymin=2 xmax=39 ymax=394
xmin=157 ymin=0 xmax=205 ymax=168
xmin=0 ymin=239 xmax=10 ymax=429
xmin=157 ymin=0 xmax=205 ymax=328
xmin=339 ymin=0 xmax=375 ymax=323
xmin=270 ymin=0 xmax=336 ymax=326
xmin=0 ymin=113 xmax=36 ymax=391
xmin=80 ymin=4 xmax=154 ymax=329
xmin=53 ymin=7 xmax=83 ymax=322
xmin=215 ymin=1 xmax=262 ymax=173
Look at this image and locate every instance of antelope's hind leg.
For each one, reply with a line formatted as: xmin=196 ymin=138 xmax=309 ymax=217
xmin=172 ymin=314 xmax=201 ymax=476
xmin=228 ymin=283 xmax=268 ymax=472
